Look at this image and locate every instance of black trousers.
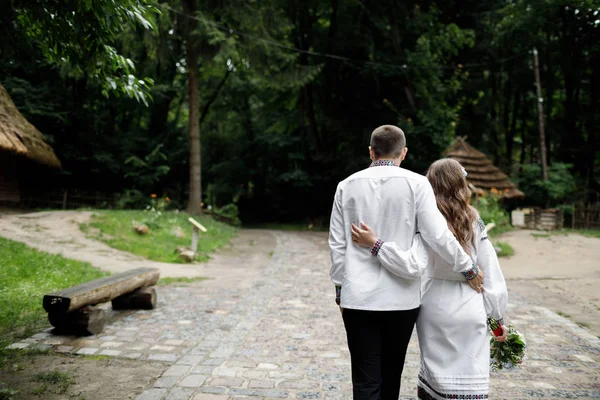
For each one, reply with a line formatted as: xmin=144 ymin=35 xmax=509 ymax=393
xmin=342 ymin=307 xmax=420 ymax=400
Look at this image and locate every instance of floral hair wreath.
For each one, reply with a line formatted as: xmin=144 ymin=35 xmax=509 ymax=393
xmin=462 ymin=167 xmax=468 ymax=177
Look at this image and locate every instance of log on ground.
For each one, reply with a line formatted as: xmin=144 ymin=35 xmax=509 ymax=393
xmin=112 ymin=286 xmax=157 ymax=310
xmin=48 ymin=306 xmax=106 ymax=336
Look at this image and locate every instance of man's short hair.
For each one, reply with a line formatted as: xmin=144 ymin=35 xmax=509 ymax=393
xmin=370 ymin=125 xmax=406 ymax=158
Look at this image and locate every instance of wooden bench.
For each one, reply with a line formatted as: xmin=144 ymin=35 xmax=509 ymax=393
xmin=43 ymin=267 xmax=160 ymax=335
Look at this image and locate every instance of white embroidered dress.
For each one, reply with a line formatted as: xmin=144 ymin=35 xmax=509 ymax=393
xmin=376 ymin=217 xmax=508 ymax=400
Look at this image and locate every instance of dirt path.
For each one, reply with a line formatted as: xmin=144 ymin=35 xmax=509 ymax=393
xmin=0 ymin=211 xmax=275 ymax=287
xmin=496 ymin=229 xmax=600 ymax=336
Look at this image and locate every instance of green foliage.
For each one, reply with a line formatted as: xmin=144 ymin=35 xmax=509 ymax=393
xmin=142 ymin=195 xmax=172 ymax=229
xmin=1 ymin=0 xmax=597 ymax=222
xmin=124 ymin=144 xmax=171 ymax=189
xmin=208 ymin=204 xmax=242 ymax=227
xmin=10 ymin=0 xmax=159 ymax=103
xmin=488 ymin=317 xmax=527 ymax=371
xmin=495 ymin=241 xmax=515 ymax=258
xmin=516 ymin=163 xmax=578 ymax=206
xmin=0 ymin=238 xmax=107 ymax=349
xmin=116 ymin=190 xmax=148 ymax=210
xmin=473 ymin=195 xmax=512 ymax=235
xmin=83 ymin=210 xmax=237 ymax=263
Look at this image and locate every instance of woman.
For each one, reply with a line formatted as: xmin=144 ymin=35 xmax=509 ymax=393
xmin=351 ymin=158 xmax=508 ymax=400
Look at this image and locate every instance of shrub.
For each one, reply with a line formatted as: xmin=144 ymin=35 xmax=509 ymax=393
xmin=515 ymin=163 xmax=578 ymax=206
xmin=208 ymin=203 xmax=241 ymax=226
xmin=473 ymin=193 xmax=511 ymax=234
xmin=116 ymin=189 xmax=146 ymax=209
xmin=142 ymin=194 xmax=171 ymax=229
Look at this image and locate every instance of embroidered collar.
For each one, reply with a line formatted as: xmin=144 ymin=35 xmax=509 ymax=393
xmin=369 ymin=159 xmax=399 ymax=168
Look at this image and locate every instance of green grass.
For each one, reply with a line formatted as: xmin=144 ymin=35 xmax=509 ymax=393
xmin=488 ymin=224 xmax=514 ymax=236
xmin=495 ymin=241 xmax=515 ymax=258
xmin=531 ymin=232 xmax=551 ymax=238
xmin=559 ymin=228 xmax=600 ymax=238
xmin=0 ymin=237 xmax=107 ymax=352
xmin=31 ymin=370 xmax=73 ymax=394
xmin=158 ymin=276 xmax=208 ymax=286
xmin=0 ymin=386 xmax=18 ymax=400
xmin=81 ymin=210 xmax=238 ymax=263
xmin=530 ymin=229 xmax=600 ymax=239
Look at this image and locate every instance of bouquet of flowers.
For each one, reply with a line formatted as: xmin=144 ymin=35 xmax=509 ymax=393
xmin=487 ymin=317 xmax=527 ymax=371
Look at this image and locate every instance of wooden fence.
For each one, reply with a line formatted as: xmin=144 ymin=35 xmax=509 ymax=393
xmin=512 ymin=204 xmax=600 ymax=231
xmin=19 ymin=190 xmax=121 ymax=210
xmin=511 ymin=208 xmax=564 ymax=230
xmin=573 ymin=203 xmax=600 ymax=229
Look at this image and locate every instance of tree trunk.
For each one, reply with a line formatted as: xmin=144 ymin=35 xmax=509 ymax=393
xmin=490 ymin=74 xmax=500 ymax=164
xmin=183 ymin=0 xmax=202 ymax=214
xmin=533 ymin=48 xmax=548 ymax=181
xmin=519 ymin=100 xmax=529 ymax=167
xmin=199 ymin=69 xmax=231 ymax=125
xmin=389 ymin=8 xmax=416 ymax=113
xmin=297 ymin=0 xmax=319 ymax=155
xmin=506 ymin=90 xmax=521 ymax=174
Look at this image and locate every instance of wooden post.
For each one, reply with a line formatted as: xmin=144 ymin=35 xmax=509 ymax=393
xmin=187 ymin=217 xmax=207 ymax=255
xmin=191 ymin=226 xmax=199 ymax=253
xmin=533 ymin=48 xmax=549 ymax=181
xmin=62 ymin=190 xmax=68 ymax=210
xmin=572 ymin=205 xmax=576 ymax=229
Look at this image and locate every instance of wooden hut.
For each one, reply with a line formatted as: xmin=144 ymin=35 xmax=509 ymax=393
xmin=444 ymin=137 xmax=524 ymax=199
xmin=0 ymin=83 xmax=61 ymax=203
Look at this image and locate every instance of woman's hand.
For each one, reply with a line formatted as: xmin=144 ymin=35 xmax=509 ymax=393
xmin=494 ymin=325 xmax=509 ymax=342
xmin=351 ymin=222 xmax=378 ymax=248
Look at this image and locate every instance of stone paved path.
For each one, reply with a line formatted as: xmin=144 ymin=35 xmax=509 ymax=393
xmin=9 ymin=231 xmax=600 ymax=399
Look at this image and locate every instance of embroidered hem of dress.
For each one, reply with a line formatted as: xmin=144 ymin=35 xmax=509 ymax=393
xmin=418 ymin=376 xmax=489 ymax=400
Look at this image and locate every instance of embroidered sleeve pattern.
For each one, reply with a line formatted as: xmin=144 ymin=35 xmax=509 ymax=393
xmin=335 ymin=285 xmax=341 ymax=305
xmin=461 ymin=263 xmax=479 ymax=280
xmin=478 ymin=217 xmax=488 ymax=241
xmin=371 ymin=239 xmax=384 ymax=256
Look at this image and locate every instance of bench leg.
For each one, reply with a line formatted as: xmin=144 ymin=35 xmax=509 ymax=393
xmin=48 ymin=306 xmax=106 ymax=336
xmin=112 ymin=286 xmax=157 ymax=310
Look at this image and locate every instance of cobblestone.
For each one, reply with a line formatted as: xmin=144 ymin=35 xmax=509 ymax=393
xmin=179 ymin=374 xmax=207 ymax=388
xmin=209 ymin=377 xmax=244 ymax=387
xmin=165 ymin=387 xmax=194 ymax=400
xmin=163 ymin=365 xmax=192 ymax=377
xmin=248 ymin=380 xmax=276 ymax=389
xmin=136 ymin=388 xmax=168 ymax=400
xmin=10 ymin=231 xmax=600 ymax=399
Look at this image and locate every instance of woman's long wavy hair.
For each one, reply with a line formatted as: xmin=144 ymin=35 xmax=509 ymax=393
xmin=426 ymin=158 xmax=477 ymax=254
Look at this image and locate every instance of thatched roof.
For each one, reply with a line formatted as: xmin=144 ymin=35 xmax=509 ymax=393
xmin=444 ymin=137 xmax=524 ymax=199
xmin=0 ymin=83 xmax=61 ymax=168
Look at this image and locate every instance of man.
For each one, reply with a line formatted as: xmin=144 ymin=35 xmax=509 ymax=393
xmin=329 ymin=125 xmax=484 ymax=400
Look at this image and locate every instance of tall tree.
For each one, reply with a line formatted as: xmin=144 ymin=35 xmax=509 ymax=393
xmin=181 ymin=0 xmax=202 ymax=214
